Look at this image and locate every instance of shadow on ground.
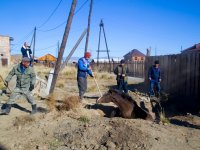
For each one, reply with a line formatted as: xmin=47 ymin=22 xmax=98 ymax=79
xmin=85 ymin=104 xmax=120 ymax=118
xmin=0 ymin=103 xmax=49 ymax=114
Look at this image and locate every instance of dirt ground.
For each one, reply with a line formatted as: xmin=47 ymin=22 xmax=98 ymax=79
xmin=0 ymin=69 xmax=200 ymax=150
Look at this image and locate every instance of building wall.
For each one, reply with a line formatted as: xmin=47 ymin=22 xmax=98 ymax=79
xmin=0 ymin=35 xmax=11 ymax=66
xmin=124 ymin=54 xmax=145 ymax=62
xmin=124 ymin=54 xmax=132 ymax=62
xmin=132 ymin=56 xmax=145 ymax=61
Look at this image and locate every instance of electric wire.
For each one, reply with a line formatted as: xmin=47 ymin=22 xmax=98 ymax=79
xmin=12 ymin=29 xmax=34 ymax=48
xmin=37 ymin=0 xmax=89 ymax=33
xmin=37 ymin=0 xmax=63 ymax=29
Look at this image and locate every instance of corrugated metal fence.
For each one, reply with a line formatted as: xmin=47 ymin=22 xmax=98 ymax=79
xmin=145 ymin=52 xmax=200 ymax=99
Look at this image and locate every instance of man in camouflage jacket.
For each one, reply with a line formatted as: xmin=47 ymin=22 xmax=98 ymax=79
xmin=114 ymin=59 xmax=128 ymax=94
xmin=0 ymin=57 xmax=37 ymax=115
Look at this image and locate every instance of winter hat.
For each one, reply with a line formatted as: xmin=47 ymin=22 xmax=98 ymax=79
xmin=22 ymin=57 xmax=30 ymax=62
xmin=154 ymin=60 xmax=159 ymax=64
xmin=120 ymin=59 xmax=125 ymax=64
xmin=84 ymin=52 xmax=91 ymax=59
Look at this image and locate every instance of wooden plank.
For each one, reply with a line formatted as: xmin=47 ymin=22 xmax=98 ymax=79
xmin=161 ymin=56 xmax=167 ymax=92
xmin=168 ymin=55 xmax=172 ymax=93
xmin=186 ymin=53 xmax=190 ymax=96
xmin=190 ymin=53 xmax=195 ymax=96
xmin=176 ymin=54 xmax=181 ymax=96
xmin=144 ymin=57 xmax=149 ymax=84
xmin=179 ymin=54 xmax=185 ymax=97
xmin=159 ymin=56 xmax=165 ymax=91
xmin=197 ymin=53 xmax=200 ymax=99
xmin=170 ymin=55 xmax=176 ymax=95
xmin=195 ymin=53 xmax=200 ymax=98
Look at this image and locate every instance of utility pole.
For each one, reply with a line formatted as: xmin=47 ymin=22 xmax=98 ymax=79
xmin=97 ymin=19 xmax=111 ymax=71
xmin=50 ymin=0 xmax=77 ymax=94
xmin=32 ymin=26 xmax=36 ymax=66
xmin=57 ymin=41 xmax=60 ymax=58
xmin=60 ymin=28 xmax=87 ymax=71
xmin=85 ymin=0 xmax=93 ymax=53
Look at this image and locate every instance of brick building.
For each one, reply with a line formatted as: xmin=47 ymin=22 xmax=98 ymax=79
xmin=181 ymin=43 xmax=200 ymax=53
xmin=0 ymin=35 xmax=13 ymax=66
xmin=124 ymin=49 xmax=146 ymax=62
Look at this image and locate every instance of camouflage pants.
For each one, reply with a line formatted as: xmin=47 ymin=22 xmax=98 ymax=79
xmin=7 ymin=88 xmax=36 ymax=105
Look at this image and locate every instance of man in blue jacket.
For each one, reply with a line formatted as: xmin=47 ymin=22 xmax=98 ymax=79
xmin=148 ymin=60 xmax=161 ymax=97
xmin=21 ymin=42 xmax=33 ymax=66
xmin=77 ymin=52 xmax=93 ymax=101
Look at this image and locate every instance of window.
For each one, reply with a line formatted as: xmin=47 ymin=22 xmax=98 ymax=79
xmin=134 ymin=57 xmax=138 ymax=61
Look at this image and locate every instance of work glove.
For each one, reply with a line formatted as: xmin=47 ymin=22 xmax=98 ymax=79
xmin=4 ymin=81 xmax=8 ymax=87
xmin=29 ymin=84 xmax=34 ymax=91
xmin=90 ymin=74 xmax=94 ymax=78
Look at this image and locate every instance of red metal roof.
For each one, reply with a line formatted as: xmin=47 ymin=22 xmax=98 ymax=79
xmin=124 ymin=49 xmax=146 ymax=57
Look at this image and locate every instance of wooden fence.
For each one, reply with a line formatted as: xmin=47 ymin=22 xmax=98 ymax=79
xmin=91 ymin=61 xmax=145 ymax=78
xmin=145 ymin=52 xmax=200 ymax=100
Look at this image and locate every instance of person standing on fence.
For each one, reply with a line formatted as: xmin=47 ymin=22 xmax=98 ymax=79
xmin=21 ymin=42 xmax=33 ymax=66
xmin=114 ymin=59 xmax=128 ymax=94
xmin=148 ymin=60 xmax=161 ymax=97
xmin=77 ymin=52 xmax=94 ymax=101
xmin=0 ymin=57 xmax=37 ymax=115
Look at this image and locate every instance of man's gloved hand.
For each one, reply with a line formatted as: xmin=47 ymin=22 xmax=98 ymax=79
xmin=4 ymin=81 xmax=8 ymax=87
xmin=29 ymin=84 xmax=34 ymax=91
xmin=90 ymin=74 xmax=94 ymax=78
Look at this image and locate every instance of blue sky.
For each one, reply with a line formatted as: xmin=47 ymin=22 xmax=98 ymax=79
xmin=0 ymin=0 xmax=200 ymax=58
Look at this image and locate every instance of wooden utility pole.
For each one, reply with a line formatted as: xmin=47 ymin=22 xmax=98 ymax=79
xmin=50 ymin=0 xmax=77 ymax=94
xmin=32 ymin=26 xmax=36 ymax=66
xmin=84 ymin=0 xmax=93 ymax=53
xmin=57 ymin=41 xmax=60 ymax=58
xmin=60 ymin=28 xmax=87 ymax=71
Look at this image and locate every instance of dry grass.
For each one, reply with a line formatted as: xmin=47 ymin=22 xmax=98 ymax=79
xmin=46 ymin=93 xmax=57 ymax=111
xmin=34 ymin=65 xmax=52 ymax=80
xmin=78 ymin=115 xmax=90 ymax=123
xmin=13 ymin=116 xmax=35 ymax=127
xmin=62 ymin=66 xmax=76 ymax=74
xmin=46 ymin=93 xmax=80 ymax=112
xmin=0 ymin=66 xmax=13 ymax=89
xmin=87 ymin=84 xmax=99 ymax=92
xmin=159 ymin=109 xmax=170 ymax=124
xmin=90 ymin=72 xmax=115 ymax=80
xmin=56 ymin=95 xmax=80 ymax=111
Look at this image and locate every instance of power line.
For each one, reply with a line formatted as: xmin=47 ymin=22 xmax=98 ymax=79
xmin=74 ymin=0 xmax=89 ymax=15
xmin=37 ymin=0 xmax=89 ymax=33
xmin=12 ymin=29 xmax=34 ymax=48
xmin=38 ymin=44 xmax=57 ymax=51
xmin=37 ymin=0 xmax=63 ymax=29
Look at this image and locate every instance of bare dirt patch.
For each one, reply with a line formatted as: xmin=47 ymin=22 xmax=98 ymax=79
xmin=0 ymin=66 xmax=200 ymax=150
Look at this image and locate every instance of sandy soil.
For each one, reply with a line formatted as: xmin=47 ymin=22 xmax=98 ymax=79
xmin=0 ymin=74 xmax=200 ymax=150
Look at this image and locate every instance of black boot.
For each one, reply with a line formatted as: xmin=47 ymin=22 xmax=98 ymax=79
xmin=31 ymin=104 xmax=37 ymax=115
xmin=0 ymin=104 xmax=11 ymax=115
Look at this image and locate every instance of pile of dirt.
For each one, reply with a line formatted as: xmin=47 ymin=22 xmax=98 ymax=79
xmin=54 ymin=117 xmax=152 ymax=150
